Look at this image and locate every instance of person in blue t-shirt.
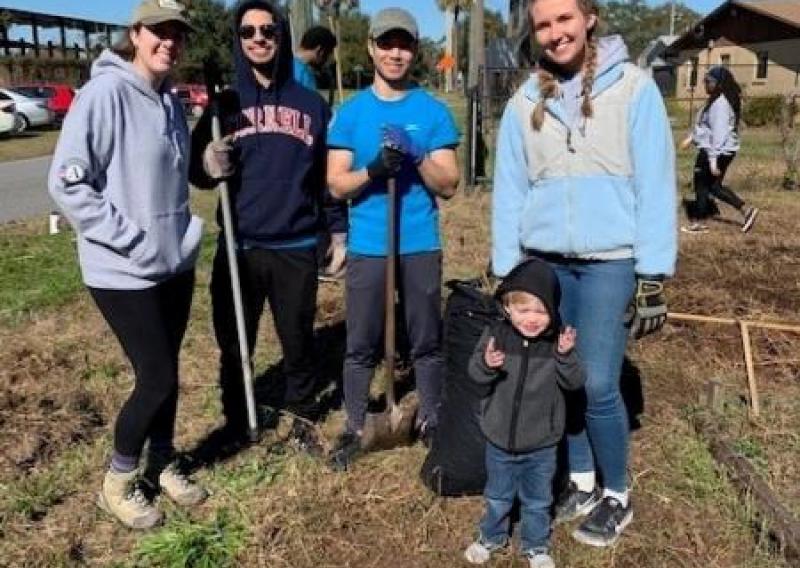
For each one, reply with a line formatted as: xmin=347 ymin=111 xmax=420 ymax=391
xmin=293 ymin=25 xmax=337 ymax=91
xmin=326 ymin=7 xmax=460 ymax=471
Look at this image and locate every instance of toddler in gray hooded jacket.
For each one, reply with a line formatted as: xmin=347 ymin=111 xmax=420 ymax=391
xmin=464 ymin=258 xmax=585 ymax=568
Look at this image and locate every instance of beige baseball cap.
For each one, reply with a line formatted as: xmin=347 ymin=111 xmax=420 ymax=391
xmin=131 ymin=0 xmax=194 ymax=30
xmin=369 ymin=8 xmax=418 ymax=40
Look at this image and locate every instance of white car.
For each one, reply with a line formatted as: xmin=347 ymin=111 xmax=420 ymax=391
xmin=0 ymin=92 xmax=16 ymax=136
xmin=0 ymin=88 xmax=54 ymax=133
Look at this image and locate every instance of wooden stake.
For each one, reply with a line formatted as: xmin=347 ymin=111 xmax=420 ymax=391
xmin=739 ymin=321 xmax=760 ymax=417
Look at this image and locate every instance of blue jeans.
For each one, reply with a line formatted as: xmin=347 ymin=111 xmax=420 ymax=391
xmin=545 ymin=257 xmax=635 ymax=493
xmin=479 ymin=442 xmax=556 ymax=553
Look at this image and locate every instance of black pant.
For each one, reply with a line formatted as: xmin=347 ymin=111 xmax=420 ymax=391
xmin=343 ymin=252 xmax=444 ymax=432
xmin=692 ymin=150 xmax=744 ymax=220
xmin=89 ymin=270 xmax=195 ymax=459
xmin=211 ymin=245 xmax=318 ymax=430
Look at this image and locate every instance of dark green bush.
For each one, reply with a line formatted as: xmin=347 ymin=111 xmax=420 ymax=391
xmin=742 ymin=96 xmax=783 ymax=127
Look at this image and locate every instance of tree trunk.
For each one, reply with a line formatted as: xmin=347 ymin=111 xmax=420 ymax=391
xmin=289 ymin=0 xmax=313 ymax=51
xmin=467 ymin=0 xmax=484 ymax=90
xmin=444 ymin=7 xmax=455 ymax=92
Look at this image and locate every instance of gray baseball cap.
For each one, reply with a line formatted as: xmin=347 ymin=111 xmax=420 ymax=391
xmin=369 ymin=8 xmax=418 ymax=40
xmin=131 ymin=0 xmax=193 ymax=30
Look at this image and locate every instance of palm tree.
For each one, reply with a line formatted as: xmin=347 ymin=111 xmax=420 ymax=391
xmin=436 ymin=0 xmax=471 ymax=92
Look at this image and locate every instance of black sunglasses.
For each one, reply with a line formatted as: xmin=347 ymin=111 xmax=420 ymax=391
xmin=373 ymin=34 xmax=416 ymax=52
xmin=238 ymin=24 xmax=279 ymax=40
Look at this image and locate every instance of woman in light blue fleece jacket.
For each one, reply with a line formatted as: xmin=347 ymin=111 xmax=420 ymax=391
xmin=48 ymin=0 xmax=206 ymax=530
xmin=492 ymin=0 xmax=676 ymax=550
xmin=680 ymin=65 xmax=759 ymax=233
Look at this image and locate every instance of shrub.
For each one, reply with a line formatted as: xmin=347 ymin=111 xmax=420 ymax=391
xmin=742 ymin=96 xmax=783 ymax=127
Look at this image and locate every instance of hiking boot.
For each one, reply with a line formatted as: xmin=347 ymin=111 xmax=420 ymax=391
xmin=328 ymin=430 xmax=362 ymax=472
xmin=97 ymin=469 xmax=162 ymax=529
xmin=286 ymin=418 xmax=324 ymax=457
xmin=283 ymin=398 xmax=322 ymax=423
xmin=554 ymin=482 xmax=600 ymax=524
xmin=157 ymin=462 xmax=208 ymax=507
xmin=741 ymin=206 xmax=759 ymax=233
xmin=572 ymin=496 xmax=633 ymax=547
xmin=464 ymin=537 xmax=507 ymax=564
xmin=680 ymin=222 xmax=709 ymax=234
xmin=523 ymin=548 xmax=556 ymax=568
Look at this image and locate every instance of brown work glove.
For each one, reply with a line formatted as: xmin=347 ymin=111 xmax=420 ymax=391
xmin=202 ymin=134 xmax=237 ymax=180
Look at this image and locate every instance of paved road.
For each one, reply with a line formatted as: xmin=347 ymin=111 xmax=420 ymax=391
xmin=0 ymin=155 xmax=56 ymax=225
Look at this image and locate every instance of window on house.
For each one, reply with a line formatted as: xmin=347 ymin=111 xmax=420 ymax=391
xmin=720 ymin=54 xmax=731 ymax=68
xmin=756 ymin=51 xmax=768 ymax=79
xmin=689 ymin=56 xmax=699 ymax=87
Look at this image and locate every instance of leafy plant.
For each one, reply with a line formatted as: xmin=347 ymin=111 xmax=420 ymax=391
xmin=133 ymin=510 xmax=246 ymax=568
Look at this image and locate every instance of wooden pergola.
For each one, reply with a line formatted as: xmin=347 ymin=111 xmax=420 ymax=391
xmin=0 ymin=7 xmax=125 ymax=59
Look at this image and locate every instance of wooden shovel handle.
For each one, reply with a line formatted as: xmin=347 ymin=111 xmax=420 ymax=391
xmin=384 ymin=178 xmax=397 ymax=409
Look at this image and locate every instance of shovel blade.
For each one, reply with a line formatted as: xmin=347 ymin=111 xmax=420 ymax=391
xmin=361 ymin=391 xmax=419 ymax=452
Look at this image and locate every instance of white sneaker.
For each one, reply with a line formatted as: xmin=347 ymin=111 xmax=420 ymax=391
xmin=525 ymin=550 xmax=556 ymax=568
xmin=464 ymin=538 xmax=506 ymax=564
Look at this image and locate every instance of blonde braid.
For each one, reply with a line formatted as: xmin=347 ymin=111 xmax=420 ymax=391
xmin=580 ymin=35 xmax=599 ymax=120
xmin=531 ymin=67 xmax=558 ymax=131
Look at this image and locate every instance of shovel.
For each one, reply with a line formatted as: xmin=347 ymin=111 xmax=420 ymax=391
xmin=361 ymin=177 xmax=418 ymax=451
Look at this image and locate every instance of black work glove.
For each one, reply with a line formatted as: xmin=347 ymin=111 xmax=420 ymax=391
xmin=624 ymin=277 xmax=667 ymax=340
xmin=366 ymin=145 xmax=404 ymax=180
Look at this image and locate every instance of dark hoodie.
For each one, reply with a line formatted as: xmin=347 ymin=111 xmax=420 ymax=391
xmin=468 ymin=259 xmax=585 ymax=453
xmin=190 ymin=0 xmax=330 ymax=246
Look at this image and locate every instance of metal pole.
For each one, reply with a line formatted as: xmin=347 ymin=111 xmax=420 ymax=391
xmin=210 ymin=87 xmax=259 ymax=442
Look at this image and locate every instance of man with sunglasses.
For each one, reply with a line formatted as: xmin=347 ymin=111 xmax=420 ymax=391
xmin=190 ymin=0 xmax=331 ymax=449
xmin=326 ymin=8 xmax=461 ymax=470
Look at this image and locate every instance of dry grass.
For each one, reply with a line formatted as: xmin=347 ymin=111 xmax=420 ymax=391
xmin=0 ymin=122 xmax=798 ymax=567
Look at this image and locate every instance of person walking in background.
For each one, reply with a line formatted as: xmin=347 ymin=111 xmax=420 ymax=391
xmin=465 ymin=259 xmax=584 ymax=568
xmin=492 ymin=0 xmax=677 ymax=547
xmin=190 ymin=0 xmax=330 ymax=448
xmin=680 ymin=65 xmax=759 ymax=234
xmin=48 ymin=0 xmax=206 ymax=529
xmin=325 ymin=7 xmax=460 ymax=471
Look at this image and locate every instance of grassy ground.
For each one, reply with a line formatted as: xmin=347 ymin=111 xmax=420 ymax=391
xmin=0 ymin=101 xmax=798 ymax=567
xmin=0 ymin=129 xmax=59 ymax=163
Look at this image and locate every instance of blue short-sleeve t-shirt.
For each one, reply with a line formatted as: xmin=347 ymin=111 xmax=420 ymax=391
xmin=293 ymin=57 xmax=317 ymax=90
xmin=327 ymin=87 xmax=460 ymax=256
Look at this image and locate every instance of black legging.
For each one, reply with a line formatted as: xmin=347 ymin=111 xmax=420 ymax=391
xmin=692 ymin=149 xmax=744 ymax=220
xmin=89 ymin=270 xmax=194 ymax=459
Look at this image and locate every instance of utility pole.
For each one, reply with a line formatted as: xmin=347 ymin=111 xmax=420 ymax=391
xmin=669 ymin=0 xmax=676 ymax=36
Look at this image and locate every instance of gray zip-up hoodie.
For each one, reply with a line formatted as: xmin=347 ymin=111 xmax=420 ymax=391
xmin=48 ymin=49 xmax=203 ymax=289
xmin=468 ymin=259 xmax=585 ymax=453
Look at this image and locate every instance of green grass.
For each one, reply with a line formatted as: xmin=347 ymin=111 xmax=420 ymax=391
xmin=0 ymin=230 xmax=82 ymax=325
xmin=0 ymin=129 xmax=59 ymax=163
xmin=131 ymin=509 xmax=246 ymax=568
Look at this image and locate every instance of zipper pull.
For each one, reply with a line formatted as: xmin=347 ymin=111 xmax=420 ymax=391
xmin=566 ymin=130 xmax=575 ymax=153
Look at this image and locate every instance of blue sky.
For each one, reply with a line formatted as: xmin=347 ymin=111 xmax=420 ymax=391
xmin=1 ymin=0 xmax=724 ymax=42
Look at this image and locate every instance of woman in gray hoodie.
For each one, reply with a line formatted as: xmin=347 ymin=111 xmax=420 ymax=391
xmin=48 ymin=0 xmax=206 ymax=529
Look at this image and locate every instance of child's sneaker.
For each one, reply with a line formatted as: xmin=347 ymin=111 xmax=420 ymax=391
xmin=680 ymin=222 xmax=710 ymax=234
xmin=572 ymin=496 xmax=633 ymax=547
xmin=523 ymin=548 xmax=556 ymax=568
xmin=741 ymin=207 xmax=759 ymax=233
xmin=554 ymin=482 xmax=600 ymax=524
xmin=464 ymin=538 xmax=506 ymax=564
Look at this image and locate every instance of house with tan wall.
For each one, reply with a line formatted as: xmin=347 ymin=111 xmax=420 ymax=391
xmin=668 ymin=0 xmax=800 ymax=98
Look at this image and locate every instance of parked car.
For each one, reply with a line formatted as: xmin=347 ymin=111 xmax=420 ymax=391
xmin=0 ymin=88 xmax=55 ymax=133
xmin=171 ymin=83 xmax=208 ymax=117
xmin=0 ymin=92 xmax=17 ymax=136
xmin=11 ymin=83 xmax=75 ymax=122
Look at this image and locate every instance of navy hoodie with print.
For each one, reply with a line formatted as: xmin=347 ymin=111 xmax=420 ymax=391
xmin=190 ymin=0 xmax=330 ymax=246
